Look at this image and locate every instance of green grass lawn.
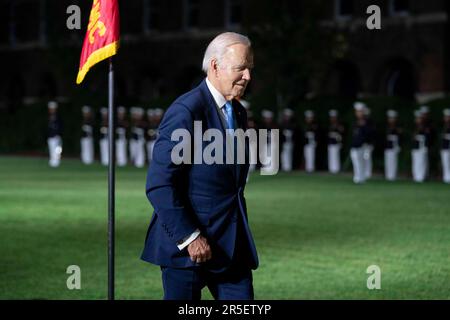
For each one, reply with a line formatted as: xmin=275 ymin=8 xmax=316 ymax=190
xmin=0 ymin=156 xmax=449 ymax=299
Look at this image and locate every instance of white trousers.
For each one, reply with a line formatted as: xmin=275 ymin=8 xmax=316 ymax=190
xmin=147 ymin=140 xmax=156 ymax=163
xmin=81 ymin=137 xmax=94 ymax=165
xmin=100 ymin=138 xmax=109 ymax=166
xmin=441 ymin=149 xmax=450 ymax=183
xmin=133 ymin=139 xmax=145 ymax=168
xmin=412 ymin=148 xmax=428 ymax=182
xmin=363 ymin=145 xmax=373 ymax=179
xmin=260 ymin=141 xmax=279 ymax=175
xmin=328 ymin=144 xmax=341 ymax=173
xmin=351 ymin=147 xmax=366 ymax=183
xmin=384 ymin=149 xmax=398 ymax=181
xmin=248 ymin=139 xmax=258 ymax=173
xmin=48 ymin=136 xmax=62 ymax=167
xmin=116 ymin=138 xmax=127 ymax=167
xmin=304 ymin=144 xmax=315 ymax=172
xmin=281 ymin=142 xmax=294 ymax=172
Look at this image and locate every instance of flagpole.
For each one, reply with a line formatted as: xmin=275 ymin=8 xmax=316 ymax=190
xmin=107 ymin=57 xmax=116 ymax=300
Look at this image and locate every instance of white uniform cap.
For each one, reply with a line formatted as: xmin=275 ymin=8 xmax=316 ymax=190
xmin=239 ymin=99 xmax=250 ymax=109
xmin=100 ymin=107 xmax=108 ymax=115
xmin=443 ymin=109 xmax=450 ymax=116
xmin=48 ymin=101 xmax=58 ymax=110
xmin=387 ymin=110 xmax=397 ymax=118
xmin=304 ymin=110 xmax=314 ymax=118
xmin=328 ymin=109 xmax=338 ymax=117
xmin=261 ymin=109 xmax=274 ymax=118
xmin=414 ymin=109 xmax=422 ymax=118
xmin=353 ymin=101 xmax=366 ymax=111
xmin=154 ymin=108 xmax=164 ymax=117
xmin=147 ymin=109 xmax=155 ymax=117
xmin=420 ymin=105 xmax=429 ymax=113
xmin=118 ymin=106 xmax=126 ymax=114
xmin=135 ymin=107 xmax=144 ymax=117
xmin=82 ymin=105 xmax=91 ymax=113
xmin=283 ymin=108 xmax=294 ymax=117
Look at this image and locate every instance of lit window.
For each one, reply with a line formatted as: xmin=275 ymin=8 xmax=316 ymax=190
xmin=144 ymin=0 xmax=162 ymax=32
xmin=335 ymin=0 xmax=353 ymax=20
xmin=389 ymin=0 xmax=410 ymax=16
xmin=225 ymin=0 xmax=242 ymax=28
xmin=183 ymin=0 xmax=200 ymax=30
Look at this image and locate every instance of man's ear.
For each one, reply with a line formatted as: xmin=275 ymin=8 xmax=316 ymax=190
xmin=210 ymin=59 xmax=219 ymax=76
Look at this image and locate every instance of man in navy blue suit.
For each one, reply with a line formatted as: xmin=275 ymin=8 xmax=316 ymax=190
xmin=141 ymin=32 xmax=259 ymax=300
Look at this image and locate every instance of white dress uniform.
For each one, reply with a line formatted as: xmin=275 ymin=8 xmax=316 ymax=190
xmin=146 ymin=108 xmax=163 ymax=164
xmin=128 ymin=107 xmax=138 ymax=164
xmin=280 ymin=109 xmax=295 ymax=172
xmin=116 ymin=106 xmax=128 ymax=167
xmin=80 ymin=106 xmax=94 ymax=165
xmin=99 ymin=108 xmax=109 ymax=166
xmin=363 ymin=108 xmax=374 ymax=180
xmin=351 ymin=102 xmax=369 ymax=184
xmin=241 ymin=101 xmax=257 ymax=173
xmin=281 ymin=129 xmax=294 ymax=172
xmin=327 ymin=110 xmax=343 ymax=174
xmin=384 ymin=110 xmax=400 ymax=181
xmin=411 ymin=110 xmax=429 ymax=183
xmin=260 ymin=110 xmax=278 ymax=175
xmin=131 ymin=107 xmax=146 ymax=168
xmin=303 ymin=110 xmax=316 ymax=173
xmin=384 ymin=133 xmax=400 ymax=181
xmin=440 ymin=109 xmax=450 ymax=183
xmin=47 ymin=101 xmax=62 ymax=168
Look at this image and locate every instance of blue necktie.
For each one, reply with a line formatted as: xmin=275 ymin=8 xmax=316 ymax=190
xmin=224 ymin=101 xmax=234 ymax=130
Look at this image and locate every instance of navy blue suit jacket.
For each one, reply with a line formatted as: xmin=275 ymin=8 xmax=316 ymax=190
xmin=141 ymin=79 xmax=259 ymax=273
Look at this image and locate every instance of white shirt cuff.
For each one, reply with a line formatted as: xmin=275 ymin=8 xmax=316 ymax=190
xmin=176 ymin=229 xmax=201 ymax=250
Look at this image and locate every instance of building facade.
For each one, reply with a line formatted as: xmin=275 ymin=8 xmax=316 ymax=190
xmin=0 ymin=0 xmax=448 ymax=113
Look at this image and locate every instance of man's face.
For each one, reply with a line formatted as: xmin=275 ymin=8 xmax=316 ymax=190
xmin=387 ymin=117 xmax=396 ymax=126
xmin=355 ymin=110 xmax=364 ymax=119
xmin=330 ymin=116 xmax=337 ymax=125
xmin=444 ymin=115 xmax=450 ymax=124
xmin=213 ymin=43 xmax=253 ymax=100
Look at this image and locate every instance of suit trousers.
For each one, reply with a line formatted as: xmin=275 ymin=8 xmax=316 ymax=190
xmin=160 ymin=216 xmax=254 ymax=300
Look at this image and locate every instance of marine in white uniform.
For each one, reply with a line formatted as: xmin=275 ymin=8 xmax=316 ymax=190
xmin=350 ymin=102 xmax=369 ymax=184
xmin=384 ymin=110 xmax=401 ymax=181
xmin=280 ymin=108 xmax=296 ymax=172
xmin=303 ymin=110 xmax=317 ymax=173
xmin=260 ymin=109 xmax=277 ymax=174
xmin=99 ymin=107 xmax=109 ymax=166
xmin=327 ymin=109 xmax=344 ymax=174
xmin=146 ymin=108 xmax=163 ymax=164
xmin=130 ymin=107 xmax=146 ymax=168
xmin=363 ymin=106 xmax=375 ymax=180
xmin=411 ymin=109 xmax=430 ymax=183
xmin=80 ymin=105 xmax=94 ymax=165
xmin=47 ymin=101 xmax=63 ymax=167
xmin=440 ymin=109 xmax=450 ymax=184
xmin=240 ymin=100 xmax=258 ymax=174
xmin=420 ymin=105 xmax=435 ymax=177
xmin=116 ymin=106 xmax=128 ymax=167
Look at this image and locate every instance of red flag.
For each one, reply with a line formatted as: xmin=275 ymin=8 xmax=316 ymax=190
xmin=76 ymin=0 xmax=120 ymax=84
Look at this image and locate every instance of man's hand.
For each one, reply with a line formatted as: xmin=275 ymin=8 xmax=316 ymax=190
xmin=187 ymin=235 xmax=212 ymax=264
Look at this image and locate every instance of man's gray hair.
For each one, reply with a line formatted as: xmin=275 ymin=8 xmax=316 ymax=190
xmin=202 ymin=32 xmax=251 ymax=73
